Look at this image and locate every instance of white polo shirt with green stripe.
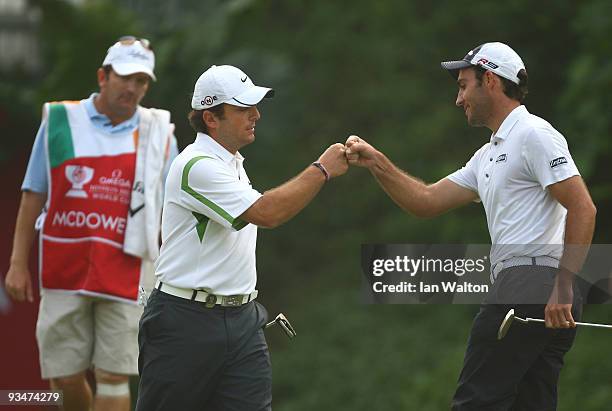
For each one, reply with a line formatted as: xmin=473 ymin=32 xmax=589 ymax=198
xmin=154 ymin=133 xmax=263 ymax=295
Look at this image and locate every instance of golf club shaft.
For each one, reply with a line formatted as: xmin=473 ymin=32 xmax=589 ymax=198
xmin=523 ymin=317 xmax=612 ymax=329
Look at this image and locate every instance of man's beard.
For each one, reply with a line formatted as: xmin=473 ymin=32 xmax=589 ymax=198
xmin=467 ymin=98 xmax=491 ymax=127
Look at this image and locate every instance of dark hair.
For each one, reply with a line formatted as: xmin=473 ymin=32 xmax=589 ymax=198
xmin=102 ymin=65 xmax=112 ymax=78
xmin=188 ymin=104 xmax=226 ymax=134
xmin=473 ymin=66 xmax=529 ymax=103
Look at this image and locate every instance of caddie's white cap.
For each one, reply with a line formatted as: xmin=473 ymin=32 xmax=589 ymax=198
xmin=191 ymin=65 xmax=274 ymax=110
xmin=441 ymin=42 xmax=526 ymax=84
xmin=102 ymin=38 xmax=156 ymax=81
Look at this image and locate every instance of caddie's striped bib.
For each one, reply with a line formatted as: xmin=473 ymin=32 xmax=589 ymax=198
xmin=40 ymin=101 xmax=142 ymax=302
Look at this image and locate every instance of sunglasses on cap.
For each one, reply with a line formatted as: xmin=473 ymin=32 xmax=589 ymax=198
xmin=117 ymin=35 xmax=153 ymax=51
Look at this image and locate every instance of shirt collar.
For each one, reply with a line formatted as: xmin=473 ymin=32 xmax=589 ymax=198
xmin=195 ymin=133 xmax=244 ymax=164
xmin=490 ymin=105 xmax=528 ymax=142
xmin=83 ymin=93 xmax=139 ymax=134
xmin=83 ymin=93 xmax=104 ymax=119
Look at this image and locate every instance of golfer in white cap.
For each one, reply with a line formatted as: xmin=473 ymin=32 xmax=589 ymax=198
xmin=5 ymin=36 xmax=178 ymax=411
xmin=345 ymin=42 xmax=596 ymax=410
xmin=135 ymin=65 xmax=348 ymax=410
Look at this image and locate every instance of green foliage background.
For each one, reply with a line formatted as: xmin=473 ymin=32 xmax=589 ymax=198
xmin=1 ymin=0 xmax=611 ymax=409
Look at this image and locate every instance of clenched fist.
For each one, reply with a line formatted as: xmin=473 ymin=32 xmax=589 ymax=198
xmin=345 ymin=135 xmax=378 ymax=168
xmin=317 ymin=143 xmax=349 ymax=179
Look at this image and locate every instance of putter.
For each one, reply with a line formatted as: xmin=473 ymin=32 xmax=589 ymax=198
xmin=498 ymin=308 xmax=612 ymax=340
xmin=265 ymin=313 xmax=297 ymax=339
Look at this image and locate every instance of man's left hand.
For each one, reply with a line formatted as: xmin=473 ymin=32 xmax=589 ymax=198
xmin=545 ymin=276 xmax=575 ymax=329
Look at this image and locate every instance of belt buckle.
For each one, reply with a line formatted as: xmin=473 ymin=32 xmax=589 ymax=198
xmin=223 ymin=295 xmax=243 ymax=307
xmin=205 ymin=294 xmax=217 ymax=308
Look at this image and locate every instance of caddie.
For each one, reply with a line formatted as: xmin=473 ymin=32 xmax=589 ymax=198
xmin=4 ymin=36 xmax=178 ymax=411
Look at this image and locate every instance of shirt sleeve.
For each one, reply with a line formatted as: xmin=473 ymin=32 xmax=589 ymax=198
xmin=21 ymin=120 xmax=49 ymax=193
xmin=523 ymin=127 xmax=580 ymax=189
xmin=180 ymin=156 xmax=262 ymax=230
xmin=446 ymin=145 xmax=483 ymax=194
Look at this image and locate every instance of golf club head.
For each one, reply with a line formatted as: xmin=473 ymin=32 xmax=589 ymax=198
xmin=498 ymin=309 xmax=515 ymax=340
xmin=275 ymin=313 xmax=297 ymax=339
xmin=264 ymin=313 xmax=297 ymax=339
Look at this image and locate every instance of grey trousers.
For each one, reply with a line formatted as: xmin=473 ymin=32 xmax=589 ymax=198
xmin=136 ymin=289 xmax=272 ymax=411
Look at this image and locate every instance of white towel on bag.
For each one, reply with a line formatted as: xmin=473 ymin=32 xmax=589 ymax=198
xmin=123 ymin=107 xmax=173 ymax=262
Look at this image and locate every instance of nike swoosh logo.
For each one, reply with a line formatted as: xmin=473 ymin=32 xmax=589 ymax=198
xmin=129 ymin=204 xmax=145 ymax=217
xmin=241 ymin=76 xmax=247 ymax=82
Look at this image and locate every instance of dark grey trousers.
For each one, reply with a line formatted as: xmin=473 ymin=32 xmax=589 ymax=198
xmin=135 ymin=289 xmax=272 ymax=411
xmin=451 ymin=266 xmax=583 ymax=411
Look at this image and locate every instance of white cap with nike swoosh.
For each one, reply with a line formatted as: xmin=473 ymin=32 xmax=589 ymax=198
xmin=191 ymin=65 xmax=274 ymax=110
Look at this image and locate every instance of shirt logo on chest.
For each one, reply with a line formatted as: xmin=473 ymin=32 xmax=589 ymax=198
xmin=495 ymin=154 xmax=507 ymax=163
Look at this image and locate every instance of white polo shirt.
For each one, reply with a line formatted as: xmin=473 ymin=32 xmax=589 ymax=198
xmin=155 ymin=133 xmax=263 ymax=294
xmin=447 ymin=105 xmax=580 ymax=267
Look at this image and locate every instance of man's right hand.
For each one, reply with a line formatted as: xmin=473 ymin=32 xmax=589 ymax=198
xmin=318 ymin=143 xmax=349 ymax=179
xmin=344 ymin=135 xmax=379 ymax=169
xmin=6 ymin=191 xmax=46 ymax=303
xmin=5 ymin=265 xmax=34 ymax=302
